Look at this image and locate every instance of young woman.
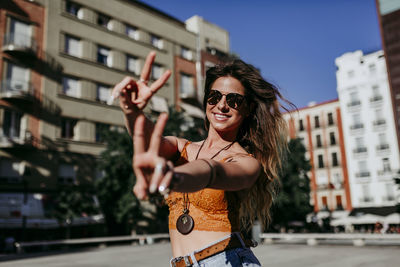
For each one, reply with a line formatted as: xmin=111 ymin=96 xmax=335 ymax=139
xmin=111 ymin=51 xmax=288 ymax=266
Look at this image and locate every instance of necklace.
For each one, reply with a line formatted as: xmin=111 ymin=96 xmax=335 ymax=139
xmin=176 ymin=139 xmax=235 ymax=235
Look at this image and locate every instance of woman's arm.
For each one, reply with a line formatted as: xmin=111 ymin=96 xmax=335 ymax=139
xmin=157 ymin=156 xmax=262 ymax=194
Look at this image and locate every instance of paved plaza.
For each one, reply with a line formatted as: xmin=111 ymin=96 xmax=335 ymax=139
xmin=1 ymin=242 xmax=399 ymax=267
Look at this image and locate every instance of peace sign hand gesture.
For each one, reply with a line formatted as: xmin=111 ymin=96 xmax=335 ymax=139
xmin=110 ymin=51 xmax=171 ymax=113
xmin=132 ymin=113 xmax=175 ymax=200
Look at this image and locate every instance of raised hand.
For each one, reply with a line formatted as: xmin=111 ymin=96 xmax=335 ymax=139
xmin=132 ymin=113 xmax=174 ymax=200
xmin=110 ymin=51 xmax=171 ymax=113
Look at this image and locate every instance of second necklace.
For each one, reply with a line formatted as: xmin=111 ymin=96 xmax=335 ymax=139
xmin=176 ymin=140 xmax=235 ymax=235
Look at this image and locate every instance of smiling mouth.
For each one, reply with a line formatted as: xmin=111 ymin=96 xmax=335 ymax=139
xmin=213 ymin=113 xmax=231 ymax=121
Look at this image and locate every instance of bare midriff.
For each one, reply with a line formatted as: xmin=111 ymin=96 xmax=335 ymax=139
xmin=170 ymin=229 xmax=232 ymax=257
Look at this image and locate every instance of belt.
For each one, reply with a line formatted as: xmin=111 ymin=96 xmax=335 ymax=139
xmin=171 ymin=234 xmax=257 ymax=267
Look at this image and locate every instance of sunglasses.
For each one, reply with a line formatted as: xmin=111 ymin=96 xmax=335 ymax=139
xmin=207 ymin=89 xmax=246 ymax=109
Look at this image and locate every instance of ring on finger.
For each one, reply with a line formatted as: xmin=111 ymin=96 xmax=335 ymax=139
xmin=158 ymin=185 xmax=170 ymax=196
xmin=139 ymin=78 xmax=148 ymax=84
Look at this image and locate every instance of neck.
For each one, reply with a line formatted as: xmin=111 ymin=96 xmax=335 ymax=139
xmin=205 ymin=126 xmax=238 ymax=149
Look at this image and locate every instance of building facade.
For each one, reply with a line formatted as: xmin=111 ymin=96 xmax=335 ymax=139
xmin=376 ymin=0 xmax=400 ymax=155
xmin=335 ymin=50 xmax=400 ymax=211
xmin=285 ymin=100 xmax=351 ymax=214
xmin=0 ymin=0 xmax=230 ymax=234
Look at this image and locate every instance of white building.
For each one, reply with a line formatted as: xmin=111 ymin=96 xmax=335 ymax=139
xmin=335 ymin=50 xmax=400 ymax=211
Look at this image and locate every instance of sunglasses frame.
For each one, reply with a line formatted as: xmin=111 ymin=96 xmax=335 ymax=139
xmin=207 ymin=89 xmax=246 ymax=109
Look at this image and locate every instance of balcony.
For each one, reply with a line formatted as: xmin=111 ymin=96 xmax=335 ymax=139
xmin=350 ymin=123 xmax=364 ymax=130
xmin=0 ymin=79 xmax=35 ymax=103
xmin=355 ymin=171 xmax=370 ymax=178
xmin=353 ymin=147 xmax=367 ymax=154
xmin=369 ymin=95 xmax=383 ymax=103
xmin=359 ymin=196 xmax=374 ymax=203
xmin=376 ymin=143 xmax=390 ymax=151
xmin=2 ymin=33 xmax=37 ymax=57
xmin=347 ymin=100 xmax=361 ymax=108
xmin=382 ymin=196 xmax=395 ymax=202
xmin=0 ymin=131 xmax=36 ymax=148
xmin=373 ymin=119 xmax=386 ymax=127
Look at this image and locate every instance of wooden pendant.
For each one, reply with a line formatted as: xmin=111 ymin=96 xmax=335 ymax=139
xmin=176 ymin=211 xmax=194 ymax=235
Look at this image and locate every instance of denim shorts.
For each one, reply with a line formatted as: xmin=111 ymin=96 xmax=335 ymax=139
xmin=170 ymin=232 xmax=261 ymax=267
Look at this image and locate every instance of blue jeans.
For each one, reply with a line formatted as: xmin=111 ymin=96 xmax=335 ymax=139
xmin=170 ymin=232 xmax=261 ymax=267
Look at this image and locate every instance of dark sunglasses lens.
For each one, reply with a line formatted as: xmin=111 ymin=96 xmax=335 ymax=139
xmin=207 ymin=90 xmax=222 ymax=105
xmin=226 ymin=94 xmax=244 ymax=109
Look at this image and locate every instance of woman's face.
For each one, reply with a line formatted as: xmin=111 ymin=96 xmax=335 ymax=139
xmin=206 ymin=76 xmax=249 ymax=135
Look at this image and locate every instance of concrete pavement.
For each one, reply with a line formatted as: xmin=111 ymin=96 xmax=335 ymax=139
xmin=1 ymin=242 xmax=399 ymax=267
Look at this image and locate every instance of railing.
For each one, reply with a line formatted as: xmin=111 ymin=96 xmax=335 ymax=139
xmin=350 ymin=123 xmax=364 ymax=130
xmin=259 ymin=233 xmax=400 ymax=246
xmin=2 ymin=33 xmax=37 ymax=54
xmin=15 ymin=234 xmax=170 ymax=253
xmin=353 ymin=147 xmax=367 ymax=154
xmin=0 ymin=79 xmax=35 ymax=98
xmin=376 ymin=144 xmax=390 ymax=151
xmin=370 ymin=95 xmax=383 ymax=102
xmin=373 ymin=119 xmax=386 ymax=126
xmin=355 ymin=171 xmax=370 ymax=178
xmin=347 ymin=100 xmax=361 ymax=107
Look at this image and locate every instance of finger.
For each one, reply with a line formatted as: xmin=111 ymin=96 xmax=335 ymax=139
xmin=148 ymin=113 xmax=168 ymax=153
xmin=149 ymin=158 xmax=167 ymax=193
xmin=140 ymin=51 xmax=156 ymax=82
xmin=159 ymin=161 xmax=174 ymax=195
xmin=150 ymin=70 xmax=171 ymax=94
xmin=132 ymin=164 xmax=149 ymax=200
xmin=133 ymin=115 xmax=146 ymax=153
xmin=111 ymin=76 xmax=134 ymax=98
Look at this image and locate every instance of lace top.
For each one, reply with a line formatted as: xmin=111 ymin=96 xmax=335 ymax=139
xmin=165 ymin=141 xmax=241 ymax=232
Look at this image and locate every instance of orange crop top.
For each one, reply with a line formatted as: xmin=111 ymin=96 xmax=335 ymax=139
xmin=165 ymin=141 xmax=242 ymax=232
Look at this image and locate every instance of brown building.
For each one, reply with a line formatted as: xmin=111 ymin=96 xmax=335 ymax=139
xmin=376 ymin=0 xmax=400 ymax=152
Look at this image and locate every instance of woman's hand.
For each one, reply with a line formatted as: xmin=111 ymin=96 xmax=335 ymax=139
xmin=110 ymin=51 xmax=171 ymax=114
xmin=132 ymin=113 xmax=175 ymax=200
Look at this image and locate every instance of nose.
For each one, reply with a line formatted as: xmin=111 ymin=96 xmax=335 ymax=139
xmin=217 ymin=95 xmax=229 ymax=111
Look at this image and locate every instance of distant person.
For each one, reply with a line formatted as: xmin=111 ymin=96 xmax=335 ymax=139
xmin=111 ymin=51 xmax=290 ymax=266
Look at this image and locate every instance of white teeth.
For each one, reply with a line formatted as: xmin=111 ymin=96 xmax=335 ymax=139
xmin=215 ymin=114 xmax=229 ymax=119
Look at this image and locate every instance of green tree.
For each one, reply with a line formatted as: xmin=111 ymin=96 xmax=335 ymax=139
xmin=53 ymin=184 xmax=99 ymax=238
xmin=270 ymin=138 xmax=312 ymax=231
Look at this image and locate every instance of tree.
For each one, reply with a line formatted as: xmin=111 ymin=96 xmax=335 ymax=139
xmin=52 ymin=184 xmax=99 ymax=238
xmin=270 ymin=138 xmax=312 ymax=231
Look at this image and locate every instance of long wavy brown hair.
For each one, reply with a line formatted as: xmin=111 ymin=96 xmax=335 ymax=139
xmin=203 ymin=59 xmax=293 ymax=230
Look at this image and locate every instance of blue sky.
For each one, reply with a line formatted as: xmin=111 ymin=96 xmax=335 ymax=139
xmin=140 ymin=0 xmax=382 ymax=108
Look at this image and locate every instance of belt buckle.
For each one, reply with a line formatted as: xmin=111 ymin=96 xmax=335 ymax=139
xmin=183 ymin=255 xmax=192 ymax=266
xmin=171 ymin=256 xmax=182 ymax=267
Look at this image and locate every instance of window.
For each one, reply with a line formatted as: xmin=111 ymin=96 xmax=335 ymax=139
xmin=329 ymin=132 xmax=336 ymax=145
xmin=97 ymin=13 xmax=111 ymax=29
xmin=96 ymin=83 xmax=110 ymax=103
xmin=374 ymin=109 xmax=385 ymax=126
xmin=314 ymin=116 xmax=320 ymax=128
xmin=58 ymin=163 xmax=76 ymax=184
xmin=318 ymin=155 xmax=324 ymax=168
xmin=354 ymin=137 xmax=366 ymax=153
xmin=361 ymin=184 xmax=372 ymax=202
xmin=62 ymin=77 xmax=80 ymax=97
xmin=377 ymin=133 xmax=389 ymax=150
xmin=349 ymin=91 xmax=360 ymax=107
xmin=385 ymin=183 xmax=395 ymax=201
xmin=382 ymin=158 xmax=391 ymax=172
xmin=321 ymin=196 xmax=328 ymax=210
xmin=97 ymin=46 xmax=111 ymax=66
xmin=66 ymin=1 xmax=83 ymax=18
xmin=299 ymin=119 xmax=304 ymax=131
xmin=316 ymin=135 xmax=322 ymax=148
xmin=327 ymin=113 xmax=334 ymax=125
xmin=151 ymin=34 xmax=163 ymax=49
xmin=180 ymin=73 xmax=195 ymax=98
xmin=336 ymin=195 xmax=343 ymax=210
xmin=126 ymin=55 xmax=139 ymax=75
xmin=351 ymin=113 xmax=363 ymax=129
xmin=151 ymin=64 xmax=162 ymax=80
xmin=0 ymin=159 xmax=22 ymax=183
xmin=357 ymin=161 xmax=369 ymax=177
xmin=332 ymin=152 xmax=338 ymax=167
xmin=6 ymin=62 xmax=29 ymax=92
xmin=2 ymin=110 xmax=22 ymax=139
xmin=369 ymin=64 xmax=376 ymax=74
xmin=371 ymin=85 xmax=382 ymax=102
xmin=126 ymin=24 xmax=139 ymax=40
xmin=181 ymin=46 xmax=192 ymax=60
xmin=64 ymin=35 xmax=81 ymax=57
xmin=61 ymin=118 xmax=77 ymax=139
xmin=9 ymin=18 xmax=32 ymax=49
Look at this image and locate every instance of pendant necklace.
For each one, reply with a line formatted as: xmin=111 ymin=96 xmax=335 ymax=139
xmin=176 ymin=139 xmax=235 ymax=235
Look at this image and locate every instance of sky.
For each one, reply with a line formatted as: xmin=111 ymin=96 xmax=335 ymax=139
xmin=139 ymin=0 xmax=382 ymax=109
